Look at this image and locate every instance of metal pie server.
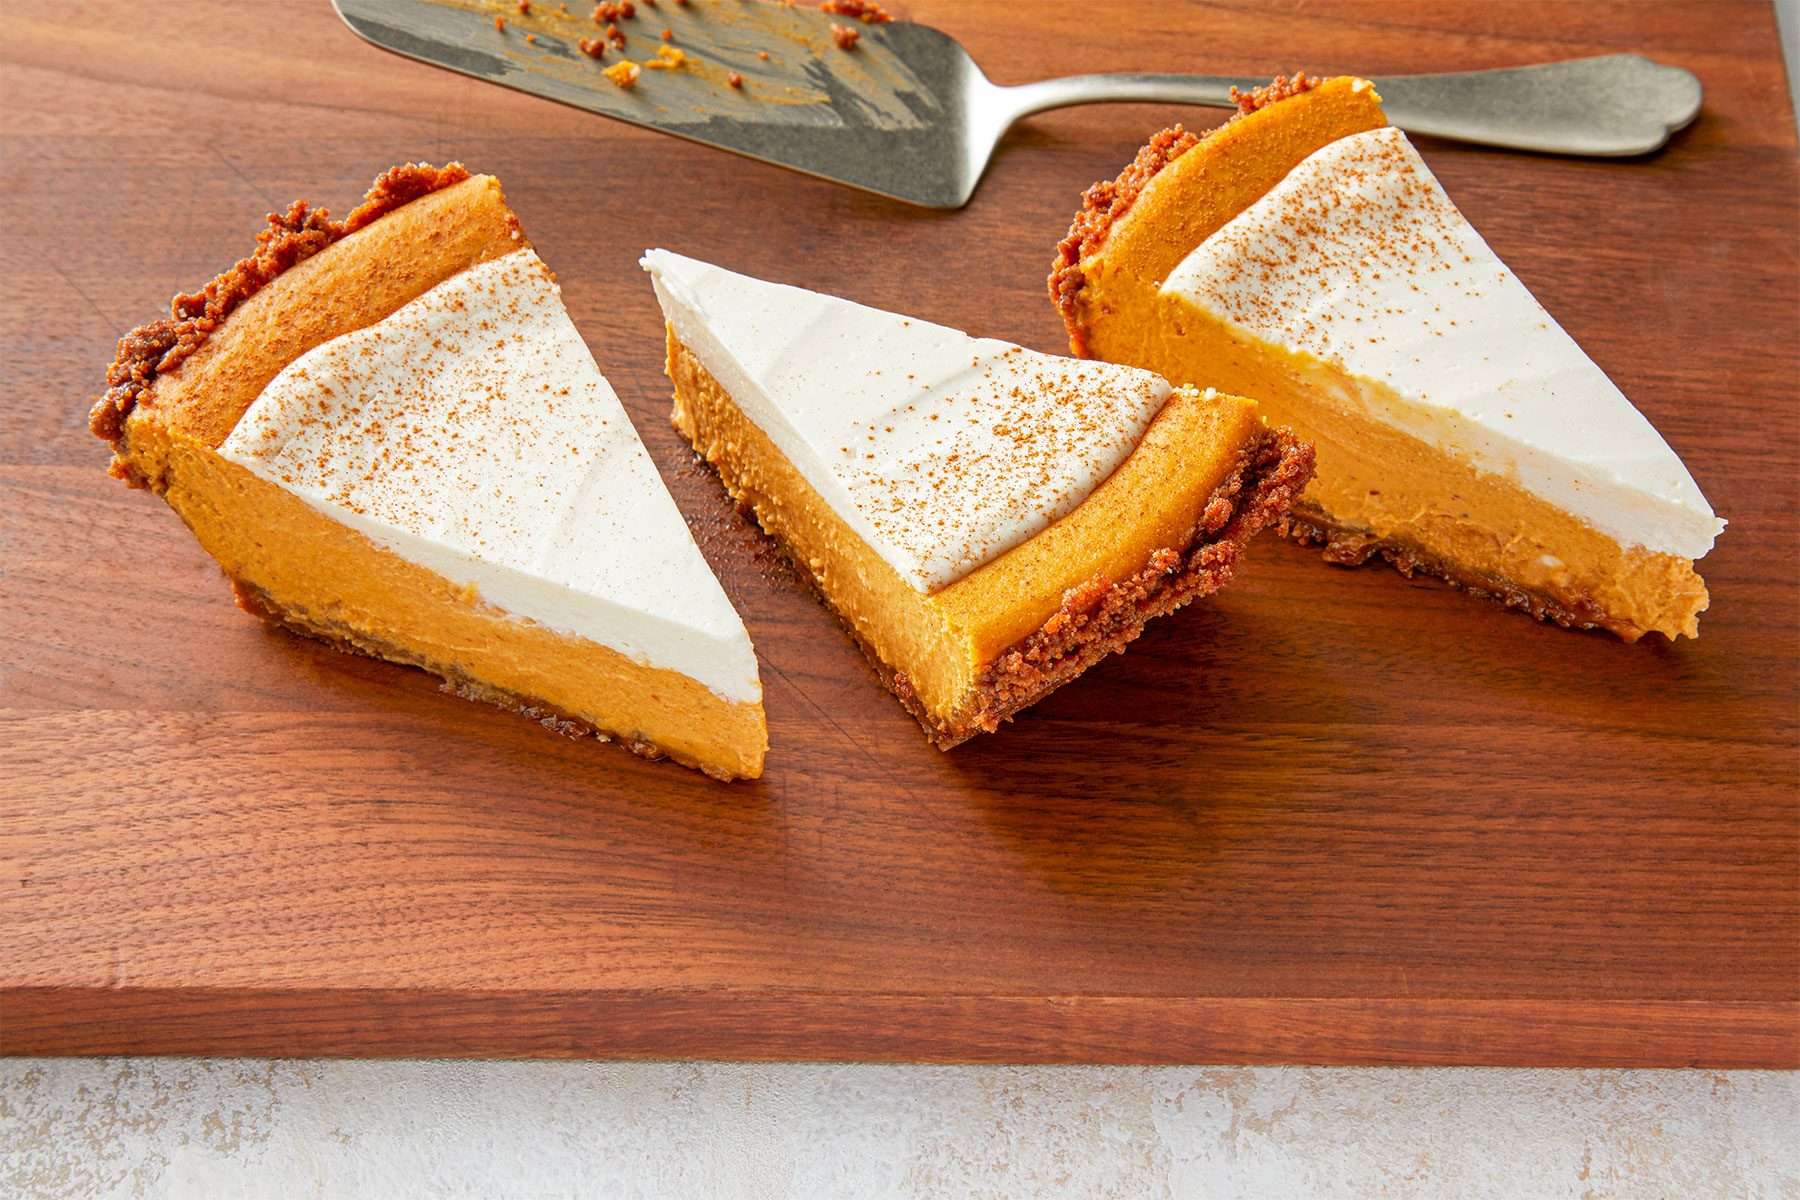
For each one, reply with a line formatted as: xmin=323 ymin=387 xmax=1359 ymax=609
xmin=333 ymin=0 xmax=1704 ymax=209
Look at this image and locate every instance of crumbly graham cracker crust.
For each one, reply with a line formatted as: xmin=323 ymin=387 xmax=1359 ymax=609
xmin=1047 ymin=74 xmax=1319 ymax=356
xmin=923 ymin=425 xmax=1313 ymax=746
xmin=231 ymin=579 xmax=750 ymax=781
xmin=90 ymin=163 xmax=472 ymax=459
xmin=763 ymin=427 xmax=1310 ymax=749
xmin=1279 ymin=509 xmax=1638 ymax=641
xmin=699 ymin=427 xmax=1312 ymax=748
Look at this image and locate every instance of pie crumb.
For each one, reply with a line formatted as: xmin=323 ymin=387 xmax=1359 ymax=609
xmin=821 ymin=0 xmax=893 ymax=22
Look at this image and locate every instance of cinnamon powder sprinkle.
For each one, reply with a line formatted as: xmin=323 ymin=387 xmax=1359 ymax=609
xmin=1181 ymin=127 xmax=1478 ymax=385
xmin=827 ymin=350 xmax=1174 ymax=585
xmin=830 ymin=22 xmax=859 ymax=49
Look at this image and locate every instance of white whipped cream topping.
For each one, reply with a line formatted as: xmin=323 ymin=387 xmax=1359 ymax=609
xmin=220 ymin=248 xmax=761 ymax=705
xmin=1162 ymin=126 xmax=1723 ymax=561
xmin=642 ymin=250 xmax=1172 ymax=593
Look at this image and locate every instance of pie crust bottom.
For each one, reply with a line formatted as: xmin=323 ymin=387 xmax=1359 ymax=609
xmin=1280 ymin=509 xmax=1619 ymax=636
xmin=149 ymin=430 xmax=770 ymax=780
xmin=1073 ymin=279 xmax=1709 ymax=641
xmin=230 ymin=580 xmax=753 ymax=781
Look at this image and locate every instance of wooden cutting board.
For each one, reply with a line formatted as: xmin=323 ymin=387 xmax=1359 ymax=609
xmin=2 ymin=0 xmax=1795 ymax=1066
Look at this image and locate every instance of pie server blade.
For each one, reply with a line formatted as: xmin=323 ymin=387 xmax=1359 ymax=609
xmin=332 ymin=0 xmax=1704 ymax=210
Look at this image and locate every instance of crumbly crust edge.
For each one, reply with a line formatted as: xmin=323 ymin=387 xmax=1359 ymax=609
xmin=1047 ymin=73 xmax=1320 ymax=356
xmin=696 ymin=424 xmax=1311 ymax=749
xmin=1278 ymin=510 xmax=1671 ymax=643
xmin=231 ymin=579 xmax=758 ymax=781
xmin=89 ymin=163 xmax=473 ymax=464
xmin=909 ymin=424 xmax=1315 ymax=747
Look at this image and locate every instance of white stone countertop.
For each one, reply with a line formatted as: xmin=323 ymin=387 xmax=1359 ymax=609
xmin=4 ymin=1060 xmax=1796 ymax=1197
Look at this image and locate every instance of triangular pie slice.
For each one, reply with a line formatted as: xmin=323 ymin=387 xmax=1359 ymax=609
xmin=642 ymin=250 xmax=1313 ymax=747
xmin=1050 ymin=76 xmax=1725 ymax=641
xmin=92 ymin=167 xmax=766 ymax=780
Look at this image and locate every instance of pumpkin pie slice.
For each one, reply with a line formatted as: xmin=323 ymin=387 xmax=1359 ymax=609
xmin=1050 ymin=76 xmax=1725 ymax=641
xmin=92 ymin=167 xmax=766 ymax=780
xmin=642 ymin=250 xmax=1312 ymax=746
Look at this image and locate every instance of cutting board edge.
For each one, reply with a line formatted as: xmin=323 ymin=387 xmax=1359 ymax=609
xmin=5 ymin=986 xmax=1795 ymax=1067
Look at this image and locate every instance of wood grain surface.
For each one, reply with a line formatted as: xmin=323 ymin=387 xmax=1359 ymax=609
xmin=2 ymin=0 xmax=1796 ymax=1066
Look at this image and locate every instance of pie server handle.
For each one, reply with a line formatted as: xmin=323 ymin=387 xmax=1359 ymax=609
xmin=989 ymin=55 xmax=1703 ymax=157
